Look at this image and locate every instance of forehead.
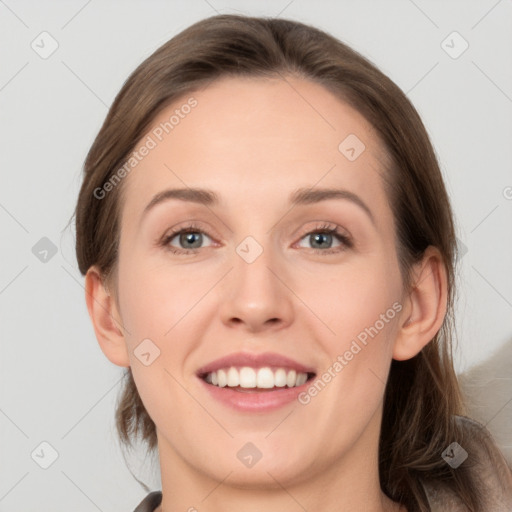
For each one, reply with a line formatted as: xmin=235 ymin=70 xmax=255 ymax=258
xmin=120 ymin=75 xmax=391 ymax=231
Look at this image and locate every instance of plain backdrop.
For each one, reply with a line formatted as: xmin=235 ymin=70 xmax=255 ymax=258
xmin=1 ymin=1 xmax=511 ymax=510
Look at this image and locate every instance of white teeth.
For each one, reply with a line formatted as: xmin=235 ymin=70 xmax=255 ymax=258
xmin=274 ymin=368 xmax=287 ymax=387
xmin=239 ymin=367 xmax=256 ymax=388
xmin=256 ymin=367 xmax=274 ymax=388
xmin=217 ymin=369 xmax=227 ymax=387
xmin=204 ymin=366 xmax=310 ymax=389
xmin=286 ymin=369 xmax=296 ymax=387
xmin=295 ymin=372 xmax=307 ymax=386
xmin=227 ymin=367 xmax=239 ymax=387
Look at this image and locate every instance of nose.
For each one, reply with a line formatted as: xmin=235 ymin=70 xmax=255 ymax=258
xmin=218 ymin=240 xmax=295 ymax=334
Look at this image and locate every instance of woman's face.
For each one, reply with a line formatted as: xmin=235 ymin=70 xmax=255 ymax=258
xmin=113 ymin=75 xmax=406 ymax=486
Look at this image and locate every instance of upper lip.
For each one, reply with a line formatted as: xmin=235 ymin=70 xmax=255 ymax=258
xmin=196 ymin=351 xmax=316 ymax=377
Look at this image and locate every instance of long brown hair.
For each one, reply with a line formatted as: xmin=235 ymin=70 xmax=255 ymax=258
xmin=73 ymin=14 xmax=483 ymax=510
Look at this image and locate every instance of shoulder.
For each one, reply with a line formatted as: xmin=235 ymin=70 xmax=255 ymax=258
xmin=132 ymin=491 xmax=162 ymax=512
xmin=422 ymin=415 xmax=512 ymax=511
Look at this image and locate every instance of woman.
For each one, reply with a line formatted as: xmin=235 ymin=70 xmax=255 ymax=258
xmin=73 ymin=14 xmax=512 ymax=512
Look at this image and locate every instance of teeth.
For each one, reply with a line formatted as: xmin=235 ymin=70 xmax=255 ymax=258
xmin=227 ymin=367 xmax=239 ymax=387
xmin=204 ymin=366 xmax=310 ymax=389
xmin=256 ymin=367 xmax=274 ymax=388
xmin=217 ymin=369 xmax=227 ymax=387
xmin=286 ymin=369 xmax=296 ymax=387
xmin=240 ymin=367 xmax=256 ymax=388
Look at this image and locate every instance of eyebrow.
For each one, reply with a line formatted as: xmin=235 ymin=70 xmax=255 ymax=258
xmin=141 ymin=186 xmax=375 ymax=226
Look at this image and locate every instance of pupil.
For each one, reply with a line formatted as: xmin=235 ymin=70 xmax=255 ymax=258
xmin=312 ymin=233 xmax=331 ymax=249
xmin=182 ymin=232 xmax=201 ymax=248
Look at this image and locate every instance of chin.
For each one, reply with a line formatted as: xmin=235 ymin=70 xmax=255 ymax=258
xmin=209 ymin=459 xmax=312 ymax=489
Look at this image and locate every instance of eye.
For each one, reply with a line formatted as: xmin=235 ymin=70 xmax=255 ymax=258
xmin=296 ymin=223 xmax=353 ymax=254
xmin=160 ymin=223 xmax=214 ymax=255
xmin=159 ymin=221 xmax=353 ymax=256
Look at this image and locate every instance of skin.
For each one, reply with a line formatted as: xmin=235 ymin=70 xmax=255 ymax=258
xmin=85 ymin=75 xmax=447 ymax=512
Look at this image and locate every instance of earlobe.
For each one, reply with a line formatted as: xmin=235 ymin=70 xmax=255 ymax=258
xmin=393 ymin=246 xmax=448 ymax=361
xmin=84 ymin=265 xmax=130 ymax=368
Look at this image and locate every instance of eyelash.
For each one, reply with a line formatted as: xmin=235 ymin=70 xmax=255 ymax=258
xmin=159 ymin=222 xmax=353 ymax=256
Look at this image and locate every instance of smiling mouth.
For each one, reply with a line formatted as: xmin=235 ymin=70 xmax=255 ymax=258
xmin=199 ymin=366 xmax=316 ymax=392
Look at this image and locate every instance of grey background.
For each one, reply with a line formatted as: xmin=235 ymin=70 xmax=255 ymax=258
xmin=1 ymin=0 xmax=511 ymax=510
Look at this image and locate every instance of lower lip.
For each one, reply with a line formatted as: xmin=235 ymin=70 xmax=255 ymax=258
xmin=198 ymin=377 xmax=311 ymax=412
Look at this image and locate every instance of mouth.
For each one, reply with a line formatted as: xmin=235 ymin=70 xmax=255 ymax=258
xmin=196 ymin=352 xmax=316 ymax=411
xmin=199 ymin=366 xmax=316 ymax=392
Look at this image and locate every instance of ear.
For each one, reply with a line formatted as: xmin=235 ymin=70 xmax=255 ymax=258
xmin=393 ymin=246 xmax=448 ymax=361
xmin=84 ymin=265 xmax=130 ymax=367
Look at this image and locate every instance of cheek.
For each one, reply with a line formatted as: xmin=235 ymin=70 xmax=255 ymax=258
xmin=118 ymin=255 xmax=203 ymax=432
xmin=117 ymin=251 xmax=205 ymax=342
xmin=305 ymin=255 xmax=402 ymax=402
xmin=304 ymin=298 xmax=400 ymax=439
xmin=304 ymin=255 xmax=402 ymax=343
